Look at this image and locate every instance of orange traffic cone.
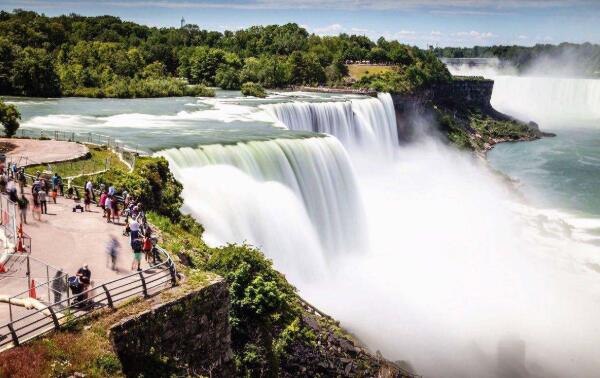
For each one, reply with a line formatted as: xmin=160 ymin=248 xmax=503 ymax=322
xmin=29 ymin=279 xmax=37 ymax=299
xmin=0 ymin=263 xmax=6 ymax=273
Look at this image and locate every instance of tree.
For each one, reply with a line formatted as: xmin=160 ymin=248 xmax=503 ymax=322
xmin=0 ymin=100 xmax=20 ymax=137
xmin=11 ymin=47 xmax=61 ymax=97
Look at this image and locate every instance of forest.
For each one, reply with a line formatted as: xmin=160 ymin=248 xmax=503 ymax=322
xmin=0 ymin=10 xmax=450 ymax=98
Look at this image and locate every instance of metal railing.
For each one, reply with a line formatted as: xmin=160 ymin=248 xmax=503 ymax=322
xmin=0 ymin=246 xmax=176 ymax=351
xmin=15 ymin=129 xmax=139 ymax=170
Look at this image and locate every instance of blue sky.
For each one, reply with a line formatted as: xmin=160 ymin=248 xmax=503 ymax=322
xmin=1 ymin=0 xmax=599 ymax=47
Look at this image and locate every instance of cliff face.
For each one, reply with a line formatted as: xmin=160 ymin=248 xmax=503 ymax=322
xmin=110 ymin=278 xmax=235 ymax=377
xmin=391 ymin=78 xmax=546 ymax=150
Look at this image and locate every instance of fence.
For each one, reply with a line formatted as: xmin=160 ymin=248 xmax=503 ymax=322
xmin=0 ymin=246 xmax=176 ymax=351
xmin=15 ymin=129 xmax=139 ymax=170
xmin=0 ymin=195 xmax=18 ymax=251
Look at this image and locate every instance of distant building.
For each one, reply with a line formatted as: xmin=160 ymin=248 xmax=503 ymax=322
xmin=181 ymin=17 xmax=185 ymax=28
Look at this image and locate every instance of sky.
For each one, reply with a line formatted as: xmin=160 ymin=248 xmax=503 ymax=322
xmin=1 ymin=0 xmax=599 ymax=47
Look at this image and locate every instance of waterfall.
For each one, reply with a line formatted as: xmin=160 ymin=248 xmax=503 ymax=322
xmin=263 ymin=93 xmax=399 ymax=157
xmin=158 ymin=136 xmax=367 ymax=265
xmin=491 ymin=76 xmax=600 ymax=123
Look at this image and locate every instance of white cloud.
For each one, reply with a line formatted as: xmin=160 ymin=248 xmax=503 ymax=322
xmin=518 ymin=35 xmax=529 ymax=40
xmin=454 ymin=30 xmax=495 ymax=39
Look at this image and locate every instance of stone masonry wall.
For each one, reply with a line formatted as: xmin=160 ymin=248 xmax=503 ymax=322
xmin=109 ymin=278 xmax=234 ymax=377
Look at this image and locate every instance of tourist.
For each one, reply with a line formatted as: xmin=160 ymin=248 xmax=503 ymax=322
xmin=38 ymin=189 xmax=48 ymax=214
xmin=142 ymin=234 xmax=153 ymax=263
xmin=106 ymin=235 xmax=120 ymax=272
xmin=32 ymin=189 xmax=41 ymax=221
xmin=17 ymin=194 xmax=28 ymax=224
xmin=0 ymin=173 xmax=7 ymax=193
xmin=99 ymin=190 xmax=108 ymax=215
xmin=131 ymin=237 xmax=143 ymax=271
xmin=17 ymin=168 xmax=26 ymax=192
xmin=111 ymin=196 xmax=119 ymax=223
xmin=83 ymin=190 xmax=91 ymax=212
xmin=10 ymin=163 xmax=17 ymax=179
xmin=129 ymin=216 xmax=140 ymax=246
xmin=51 ymin=270 xmax=67 ymax=307
xmin=85 ymin=180 xmax=95 ymax=202
xmin=7 ymin=179 xmax=17 ymax=202
xmin=108 ymin=184 xmax=116 ymax=196
xmin=51 ymin=173 xmax=59 ymax=193
xmin=105 ymin=195 xmax=113 ymax=222
xmin=57 ymin=174 xmax=64 ymax=196
xmin=76 ymin=264 xmax=92 ymax=296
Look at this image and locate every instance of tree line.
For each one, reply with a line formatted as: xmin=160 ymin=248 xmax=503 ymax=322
xmin=0 ymin=10 xmax=450 ymax=98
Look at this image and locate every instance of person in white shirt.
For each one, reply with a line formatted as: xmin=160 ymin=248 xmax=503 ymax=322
xmin=85 ymin=180 xmax=95 ymax=202
xmin=129 ymin=218 xmax=140 ymax=246
xmin=104 ymin=196 xmax=113 ymax=223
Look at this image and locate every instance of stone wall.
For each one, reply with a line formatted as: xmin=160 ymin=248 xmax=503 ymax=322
xmin=109 ymin=278 xmax=234 ymax=378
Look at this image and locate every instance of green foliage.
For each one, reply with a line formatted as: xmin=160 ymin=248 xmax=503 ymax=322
xmin=206 ymin=244 xmax=300 ymax=376
xmin=354 ymin=51 xmax=451 ymax=94
xmin=0 ymin=11 xmax=453 ymax=97
xmin=11 ymin=47 xmax=61 ymax=96
xmin=94 ymin=156 xmax=183 ymax=220
xmin=241 ymin=82 xmax=267 ymax=98
xmin=0 ymin=99 xmax=20 ymax=137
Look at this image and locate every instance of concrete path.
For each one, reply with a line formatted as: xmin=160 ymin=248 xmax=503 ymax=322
xmin=1 ymin=138 xmax=89 ymax=166
xmin=0 ymin=193 xmax=148 ymax=325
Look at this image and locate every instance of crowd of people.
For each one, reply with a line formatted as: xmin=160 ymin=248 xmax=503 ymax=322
xmin=0 ymin=161 xmax=163 ymax=310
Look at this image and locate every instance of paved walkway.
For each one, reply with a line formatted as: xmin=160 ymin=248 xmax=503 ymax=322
xmin=1 ymin=138 xmax=88 ymax=166
xmin=0 ymin=192 xmax=144 ymax=325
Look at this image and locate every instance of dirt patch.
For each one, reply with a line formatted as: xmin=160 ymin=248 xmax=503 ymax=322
xmin=0 ymin=141 xmax=17 ymax=154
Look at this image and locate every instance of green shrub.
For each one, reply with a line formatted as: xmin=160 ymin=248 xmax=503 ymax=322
xmin=241 ymin=82 xmax=267 ymax=98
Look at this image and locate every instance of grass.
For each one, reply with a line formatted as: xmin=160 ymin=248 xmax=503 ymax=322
xmin=347 ymin=64 xmax=395 ymax=80
xmin=25 ymin=144 xmax=128 ymax=186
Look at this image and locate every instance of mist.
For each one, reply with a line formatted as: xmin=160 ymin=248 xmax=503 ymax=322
xmin=303 ymin=132 xmax=600 ymax=377
xmin=162 ymin=94 xmax=600 ymax=377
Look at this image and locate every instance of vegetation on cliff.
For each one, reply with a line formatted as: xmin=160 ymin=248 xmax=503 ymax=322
xmin=0 ymin=10 xmax=449 ymax=98
xmin=435 ymin=106 xmax=538 ymax=151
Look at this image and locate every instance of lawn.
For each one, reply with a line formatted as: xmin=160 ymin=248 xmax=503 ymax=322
xmin=26 ymin=144 xmax=128 ymax=184
xmin=346 ymin=64 xmax=395 ymax=80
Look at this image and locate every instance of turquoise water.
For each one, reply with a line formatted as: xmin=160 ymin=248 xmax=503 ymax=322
xmin=4 ymin=91 xmax=363 ymax=152
xmin=489 ymin=126 xmax=600 ymax=217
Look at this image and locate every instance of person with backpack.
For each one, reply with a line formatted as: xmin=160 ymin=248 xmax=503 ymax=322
xmin=17 ymin=194 xmax=29 ymax=224
xmin=131 ymin=237 xmax=143 ymax=271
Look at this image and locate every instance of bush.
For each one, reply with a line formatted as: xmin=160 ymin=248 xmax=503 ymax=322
xmin=241 ymin=82 xmax=266 ymax=98
xmin=0 ymin=100 xmax=20 ymax=137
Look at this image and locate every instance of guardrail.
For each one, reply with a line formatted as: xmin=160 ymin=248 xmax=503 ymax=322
xmin=15 ymin=129 xmax=139 ymax=171
xmin=0 ymin=245 xmax=176 ymax=351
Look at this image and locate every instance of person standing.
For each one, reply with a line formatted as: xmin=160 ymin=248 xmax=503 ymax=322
xmin=131 ymin=237 xmax=143 ymax=271
xmin=51 ymin=270 xmax=67 ymax=307
xmin=105 ymin=195 xmax=113 ymax=223
xmin=129 ymin=217 xmax=140 ymax=246
xmin=85 ymin=180 xmax=95 ymax=202
xmin=17 ymin=194 xmax=28 ymax=224
xmin=38 ymin=189 xmax=48 ymax=214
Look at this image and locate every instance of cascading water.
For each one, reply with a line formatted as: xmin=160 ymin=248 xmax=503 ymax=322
xmin=158 ymin=136 xmax=367 ymax=267
xmin=263 ymin=93 xmax=399 ymax=158
xmin=157 ymin=91 xmax=600 ymax=377
xmin=491 ymin=76 xmax=600 ymax=123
